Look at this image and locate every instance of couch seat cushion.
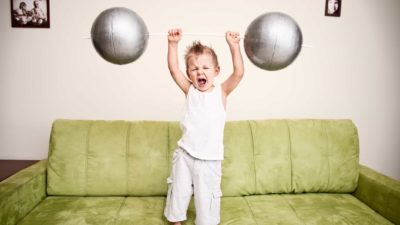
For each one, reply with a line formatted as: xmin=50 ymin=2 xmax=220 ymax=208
xmin=17 ymin=196 xmax=166 ymax=225
xmin=17 ymin=194 xmax=393 ymax=225
xmin=245 ymin=194 xmax=393 ymax=225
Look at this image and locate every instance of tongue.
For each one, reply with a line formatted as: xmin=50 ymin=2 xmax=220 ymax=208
xmin=198 ymin=79 xmax=206 ymax=85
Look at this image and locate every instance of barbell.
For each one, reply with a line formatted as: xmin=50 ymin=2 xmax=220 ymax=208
xmin=91 ymin=7 xmax=305 ymax=71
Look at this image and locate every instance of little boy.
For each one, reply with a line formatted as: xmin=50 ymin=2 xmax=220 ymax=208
xmin=164 ymin=28 xmax=244 ymax=225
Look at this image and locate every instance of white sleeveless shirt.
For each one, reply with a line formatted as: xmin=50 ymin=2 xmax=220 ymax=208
xmin=178 ymin=84 xmax=226 ymax=160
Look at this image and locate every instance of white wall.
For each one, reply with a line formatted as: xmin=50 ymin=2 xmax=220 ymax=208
xmin=1 ymin=0 xmax=399 ymax=179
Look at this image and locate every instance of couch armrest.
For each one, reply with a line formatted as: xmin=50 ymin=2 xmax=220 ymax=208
xmin=0 ymin=160 xmax=47 ymax=225
xmin=352 ymin=165 xmax=400 ymax=225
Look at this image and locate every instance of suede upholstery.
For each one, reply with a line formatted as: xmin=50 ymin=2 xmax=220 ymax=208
xmin=0 ymin=119 xmax=399 ymax=225
xmin=0 ymin=160 xmax=46 ymax=225
xmin=47 ymin=119 xmax=359 ymax=196
xmin=353 ymin=165 xmax=400 ymax=224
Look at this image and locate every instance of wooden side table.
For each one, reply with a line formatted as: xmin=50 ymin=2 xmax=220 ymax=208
xmin=0 ymin=160 xmax=39 ymax=181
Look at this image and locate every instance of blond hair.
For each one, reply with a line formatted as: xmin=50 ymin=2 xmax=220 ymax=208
xmin=184 ymin=41 xmax=219 ymax=68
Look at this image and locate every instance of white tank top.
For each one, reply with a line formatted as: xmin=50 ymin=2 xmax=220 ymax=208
xmin=178 ymin=84 xmax=226 ymax=160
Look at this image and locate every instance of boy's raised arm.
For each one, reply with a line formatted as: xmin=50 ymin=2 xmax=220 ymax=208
xmin=168 ymin=29 xmax=191 ymax=95
xmin=221 ymin=31 xmax=244 ymax=97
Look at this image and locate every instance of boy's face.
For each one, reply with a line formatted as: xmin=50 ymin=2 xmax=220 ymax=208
xmin=186 ymin=54 xmax=220 ymax=92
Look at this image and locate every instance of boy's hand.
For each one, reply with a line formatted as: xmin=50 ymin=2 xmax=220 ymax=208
xmin=226 ymin=31 xmax=240 ymax=46
xmin=168 ymin=29 xmax=182 ymax=43
xmin=222 ymin=31 xmax=244 ymax=98
xmin=167 ymin=28 xmax=190 ymax=94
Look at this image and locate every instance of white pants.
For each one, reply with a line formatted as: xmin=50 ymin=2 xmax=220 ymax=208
xmin=164 ymin=148 xmax=223 ymax=225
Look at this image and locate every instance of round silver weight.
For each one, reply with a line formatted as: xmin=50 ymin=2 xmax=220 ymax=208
xmin=244 ymin=12 xmax=303 ymax=71
xmin=91 ymin=7 xmax=149 ymax=65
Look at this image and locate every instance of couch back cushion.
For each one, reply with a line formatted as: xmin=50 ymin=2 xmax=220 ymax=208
xmin=47 ymin=119 xmax=359 ymax=196
xmin=47 ymin=120 xmax=172 ymax=196
xmin=221 ymin=120 xmax=359 ymax=196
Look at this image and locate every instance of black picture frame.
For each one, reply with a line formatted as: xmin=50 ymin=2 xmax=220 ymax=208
xmin=325 ymin=0 xmax=341 ymax=17
xmin=11 ymin=0 xmax=50 ymax=28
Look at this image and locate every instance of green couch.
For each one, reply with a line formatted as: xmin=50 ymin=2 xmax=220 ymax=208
xmin=1 ymin=119 xmax=399 ymax=225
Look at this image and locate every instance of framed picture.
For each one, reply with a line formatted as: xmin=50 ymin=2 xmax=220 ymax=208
xmin=325 ymin=0 xmax=341 ymax=17
xmin=11 ymin=0 xmax=50 ymax=28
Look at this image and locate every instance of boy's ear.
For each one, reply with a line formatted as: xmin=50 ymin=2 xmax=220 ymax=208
xmin=187 ymin=72 xmax=194 ymax=82
xmin=186 ymin=69 xmax=192 ymax=81
xmin=215 ymin=66 xmax=221 ymax=75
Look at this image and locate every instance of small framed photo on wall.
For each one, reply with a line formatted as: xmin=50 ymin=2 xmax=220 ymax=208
xmin=325 ymin=0 xmax=341 ymax=17
xmin=11 ymin=0 xmax=50 ymax=28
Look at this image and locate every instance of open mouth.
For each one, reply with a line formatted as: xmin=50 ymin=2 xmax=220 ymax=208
xmin=197 ymin=78 xmax=207 ymax=86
